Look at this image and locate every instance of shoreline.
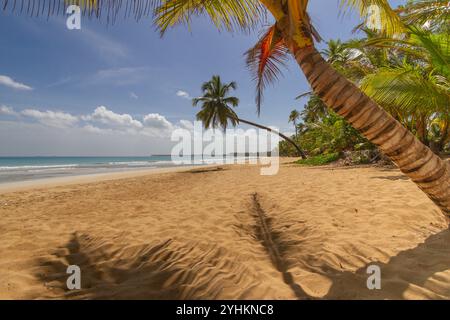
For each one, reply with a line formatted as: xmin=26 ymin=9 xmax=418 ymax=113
xmin=0 ymin=156 xmax=287 ymax=194
xmin=0 ymin=164 xmax=219 ymax=194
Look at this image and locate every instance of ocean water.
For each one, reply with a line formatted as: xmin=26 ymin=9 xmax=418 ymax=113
xmin=0 ymin=156 xmax=257 ymax=184
xmin=0 ymin=156 xmax=178 ymax=184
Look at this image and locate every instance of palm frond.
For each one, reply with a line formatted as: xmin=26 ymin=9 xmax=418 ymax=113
xmin=295 ymin=91 xmax=312 ymax=100
xmin=361 ymin=66 xmax=450 ymax=115
xmin=154 ymin=0 xmax=266 ymax=35
xmin=409 ymin=27 xmax=450 ymax=77
xmin=397 ymin=0 xmax=450 ymax=32
xmin=358 ymin=26 xmax=450 ymax=76
xmin=340 ymin=0 xmax=406 ymax=36
xmin=1 ymin=0 xmax=162 ymax=23
xmin=245 ymin=24 xmax=289 ymax=115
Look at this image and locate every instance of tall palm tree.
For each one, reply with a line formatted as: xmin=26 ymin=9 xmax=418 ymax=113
xmin=288 ymin=109 xmax=300 ymax=138
xmin=193 ymin=75 xmax=307 ymax=158
xmin=4 ymin=0 xmax=449 ymax=214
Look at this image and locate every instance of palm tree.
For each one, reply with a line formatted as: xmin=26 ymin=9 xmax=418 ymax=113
xmin=355 ymin=26 xmax=450 ymax=149
xmin=4 ymin=1 xmax=449 ymax=214
xmin=193 ymin=75 xmax=306 ymax=158
xmin=321 ymin=39 xmax=350 ymax=65
xmin=288 ymin=109 xmax=300 ymax=138
xmin=297 ymin=93 xmax=329 ymax=124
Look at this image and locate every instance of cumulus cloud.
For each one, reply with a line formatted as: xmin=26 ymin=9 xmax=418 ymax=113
xmin=176 ymin=90 xmax=191 ymax=100
xmin=83 ymin=106 xmax=143 ymax=129
xmin=143 ymin=113 xmax=174 ymax=131
xmin=178 ymin=119 xmax=194 ymax=131
xmin=0 ymin=105 xmax=18 ymax=116
xmin=2 ymin=104 xmax=194 ymax=140
xmin=21 ymin=109 xmax=78 ymax=128
xmin=0 ymin=120 xmax=173 ymax=156
xmin=0 ymin=75 xmax=33 ymax=91
xmin=81 ymin=124 xmax=110 ymax=134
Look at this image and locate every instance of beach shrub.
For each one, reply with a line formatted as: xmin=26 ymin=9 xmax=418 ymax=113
xmin=279 ymin=112 xmax=370 ymax=157
xmin=295 ymin=152 xmax=340 ymax=166
xmin=350 ymin=150 xmax=372 ymax=165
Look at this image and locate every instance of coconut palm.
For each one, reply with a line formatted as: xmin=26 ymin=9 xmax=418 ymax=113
xmin=354 ymin=25 xmax=450 ymax=149
xmin=288 ymin=109 xmax=300 ymax=138
xmin=193 ymin=75 xmax=306 ymax=158
xmin=4 ymin=0 xmax=449 ymax=214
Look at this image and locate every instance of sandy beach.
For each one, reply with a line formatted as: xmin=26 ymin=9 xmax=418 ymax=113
xmin=0 ymin=160 xmax=449 ymax=300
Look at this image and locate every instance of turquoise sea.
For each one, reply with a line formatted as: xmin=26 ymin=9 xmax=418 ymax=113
xmin=0 ymin=156 xmax=177 ymax=183
xmin=0 ymin=155 xmax=255 ymax=184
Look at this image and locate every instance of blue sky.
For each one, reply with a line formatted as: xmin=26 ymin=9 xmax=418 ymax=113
xmin=0 ymin=0 xmax=404 ymax=156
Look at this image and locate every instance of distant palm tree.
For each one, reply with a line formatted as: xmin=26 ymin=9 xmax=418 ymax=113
xmin=321 ymin=39 xmax=350 ymax=64
xmin=193 ymin=76 xmax=306 ymax=159
xmin=288 ymin=109 xmax=300 ymax=138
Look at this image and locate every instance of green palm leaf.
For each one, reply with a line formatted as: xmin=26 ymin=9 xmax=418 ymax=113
xmin=340 ymin=0 xmax=406 ymax=36
xmin=154 ymin=0 xmax=265 ymax=35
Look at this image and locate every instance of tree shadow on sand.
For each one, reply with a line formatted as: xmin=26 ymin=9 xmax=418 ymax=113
xmin=35 ymin=235 xmax=186 ymax=299
xmin=35 ymin=228 xmax=450 ymax=299
xmin=311 ymin=228 xmax=450 ymax=299
xmin=371 ymin=175 xmax=410 ymax=181
xmin=250 ymin=193 xmax=310 ymax=299
xmin=34 ymin=233 xmax=267 ymax=299
xmin=185 ymin=167 xmax=226 ymax=174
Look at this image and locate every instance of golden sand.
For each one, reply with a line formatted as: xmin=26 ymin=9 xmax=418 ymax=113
xmin=0 ymin=160 xmax=448 ymax=299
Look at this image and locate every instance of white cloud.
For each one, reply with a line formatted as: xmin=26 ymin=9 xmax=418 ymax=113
xmin=176 ymin=90 xmax=191 ymax=100
xmin=0 ymin=75 xmax=33 ymax=91
xmin=46 ymin=76 xmax=72 ymax=88
xmin=0 ymin=105 xmax=18 ymax=116
xmin=83 ymin=106 xmax=143 ymax=129
xmin=130 ymin=92 xmax=139 ymax=99
xmin=21 ymin=109 xmax=78 ymax=128
xmin=178 ymin=119 xmax=194 ymax=131
xmin=0 ymin=120 xmax=173 ymax=156
xmin=88 ymin=67 xmax=149 ymax=86
xmin=2 ymin=104 xmax=193 ymax=141
xmin=81 ymin=28 xmax=128 ymax=61
xmin=143 ymin=113 xmax=174 ymax=131
xmin=81 ymin=124 xmax=110 ymax=134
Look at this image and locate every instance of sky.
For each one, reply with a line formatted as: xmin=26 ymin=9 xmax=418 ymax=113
xmin=0 ymin=0 xmax=404 ymax=156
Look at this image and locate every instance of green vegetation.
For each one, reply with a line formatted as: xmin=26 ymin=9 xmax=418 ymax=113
xmin=281 ymin=0 xmax=449 ymax=168
xmin=295 ymin=153 xmax=340 ymax=166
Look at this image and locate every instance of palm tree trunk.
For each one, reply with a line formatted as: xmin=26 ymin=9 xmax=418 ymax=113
xmin=294 ymin=120 xmax=298 ymax=138
xmin=437 ymin=120 xmax=449 ymax=153
xmin=236 ymin=118 xmax=307 ymax=159
xmin=293 ymin=45 xmax=450 ymax=215
xmin=416 ymin=114 xmax=429 ymax=146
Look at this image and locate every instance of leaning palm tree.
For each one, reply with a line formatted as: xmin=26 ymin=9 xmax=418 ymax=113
xmin=193 ymin=75 xmax=307 ymax=158
xmin=3 ymin=0 xmax=449 ymax=214
xmin=288 ymin=109 xmax=300 ymax=138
